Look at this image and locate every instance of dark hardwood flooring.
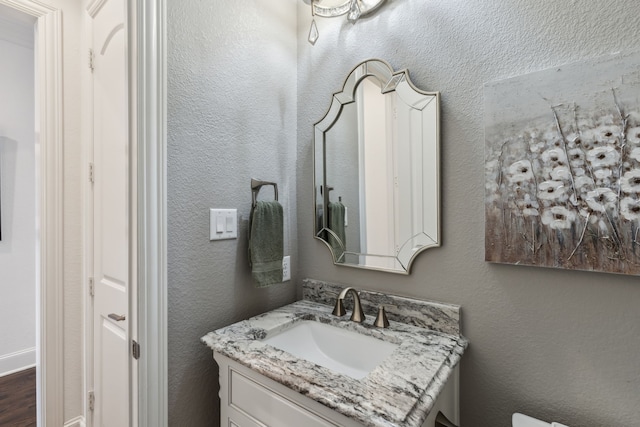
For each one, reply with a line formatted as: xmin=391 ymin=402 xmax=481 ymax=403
xmin=0 ymin=367 xmax=36 ymax=427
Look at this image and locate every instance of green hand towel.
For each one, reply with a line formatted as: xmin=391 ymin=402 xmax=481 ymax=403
xmin=327 ymin=201 xmax=346 ymax=262
xmin=249 ymin=201 xmax=284 ymax=287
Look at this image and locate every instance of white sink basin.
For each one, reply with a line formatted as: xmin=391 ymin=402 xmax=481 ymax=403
xmin=262 ymin=320 xmax=398 ymax=380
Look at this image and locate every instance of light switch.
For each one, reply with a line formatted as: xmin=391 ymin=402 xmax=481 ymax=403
xmin=210 ymin=209 xmax=238 ymax=240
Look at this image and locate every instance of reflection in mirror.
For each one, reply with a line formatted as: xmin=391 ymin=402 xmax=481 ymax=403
xmin=314 ymin=59 xmax=440 ymax=274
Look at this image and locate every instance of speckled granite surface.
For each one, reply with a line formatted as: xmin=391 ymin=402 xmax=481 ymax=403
xmin=202 ymin=280 xmax=468 ymax=427
xmin=302 ymin=278 xmax=462 ymax=336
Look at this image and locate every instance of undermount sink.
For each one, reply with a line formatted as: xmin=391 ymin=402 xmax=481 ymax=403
xmin=262 ymin=320 xmax=398 ymax=380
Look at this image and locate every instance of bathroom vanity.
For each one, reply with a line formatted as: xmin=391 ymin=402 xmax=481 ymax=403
xmin=202 ymin=279 xmax=468 ymax=427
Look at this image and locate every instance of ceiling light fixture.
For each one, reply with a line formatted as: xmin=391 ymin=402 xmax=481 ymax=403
xmin=308 ymin=0 xmax=387 ymax=45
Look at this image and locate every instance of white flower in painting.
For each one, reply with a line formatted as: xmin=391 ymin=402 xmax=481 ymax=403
xmin=627 ymin=111 xmax=640 ymax=126
xmin=507 ymin=160 xmax=534 ymax=184
xmin=566 ymin=132 xmax=579 ymax=145
xmin=626 ymin=126 xmax=640 ymax=145
xmin=568 ymin=148 xmax=585 ymax=167
xmin=593 ymin=124 xmax=619 ymax=144
xmin=620 ymin=170 xmax=640 ymax=194
xmin=574 ymin=175 xmax=594 ymax=191
xmin=585 ymin=188 xmax=617 ymax=213
xmin=541 ymin=206 xmax=576 ymax=230
xmin=551 ymin=166 xmax=571 ymax=181
xmin=620 ymin=197 xmax=640 ymax=221
xmin=628 ymin=147 xmax=640 ymax=163
xmin=579 ymin=207 xmax=589 ymax=218
xmin=579 ymin=208 xmax=601 ymax=224
xmin=529 ymin=140 xmax=546 ymax=154
xmin=587 ymin=146 xmax=619 ymax=168
xmin=541 ymin=147 xmax=567 ymax=165
xmin=593 ymin=168 xmax=612 ymax=180
xmin=537 ymin=180 xmax=567 ymax=201
xmin=573 ymin=167 xmax=586 ymax=177
xmin=543 ymin=130 xmax=562 ymax=147
xmin=578 ymin=129 xmax=598 ymax=150
xmin=516 ymin=194 xmax=540 ymax=217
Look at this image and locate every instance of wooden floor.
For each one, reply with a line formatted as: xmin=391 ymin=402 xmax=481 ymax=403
xmin=0 ymin=367 xmax=37 ymax=427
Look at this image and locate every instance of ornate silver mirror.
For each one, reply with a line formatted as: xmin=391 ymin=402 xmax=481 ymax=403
xmin=314 ymin=59 xmax=441 ymax=274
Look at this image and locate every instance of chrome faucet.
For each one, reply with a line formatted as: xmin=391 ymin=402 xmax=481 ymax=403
xmin=332 ymin=287 xmax=365 ymax=323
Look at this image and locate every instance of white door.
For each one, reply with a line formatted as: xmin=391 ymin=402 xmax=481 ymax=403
xmin=90 ymin=0 xmax=131 ymax=425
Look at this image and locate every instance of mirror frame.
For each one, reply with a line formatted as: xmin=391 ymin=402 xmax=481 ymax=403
xmin=313 ymin=59 xmax=441 ymax=274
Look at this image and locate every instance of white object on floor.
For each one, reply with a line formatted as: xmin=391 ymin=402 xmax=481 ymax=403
xmin=513 ymin=413 xmax=550 ymax=427
xmin=513 ymin=413 xmax=570 ymax=427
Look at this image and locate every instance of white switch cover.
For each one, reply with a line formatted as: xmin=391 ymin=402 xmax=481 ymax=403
xmin=282 ymin=256 xmax=291 ymax=282
xmin=210 ymin=209 xmax=238 ymax=240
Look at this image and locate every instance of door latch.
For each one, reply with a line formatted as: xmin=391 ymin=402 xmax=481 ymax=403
xmin=132 ymin=340 xmax=140 ymax=360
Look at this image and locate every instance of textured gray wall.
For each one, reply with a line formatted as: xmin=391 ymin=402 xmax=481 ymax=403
xmin=167 ymin=1 xmax=298 ymax=425
xmin=296 ymin=1 xmax=640 ymax=426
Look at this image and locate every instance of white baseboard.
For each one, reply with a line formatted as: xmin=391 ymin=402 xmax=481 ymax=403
xmin=63 ymin=415 xmax=86 ymax=427
xmin=0 ymin=347 xmax=36 ymax=377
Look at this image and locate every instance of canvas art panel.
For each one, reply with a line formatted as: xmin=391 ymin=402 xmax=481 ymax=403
xmin=485 ymin=51 xmax=640 ymax=275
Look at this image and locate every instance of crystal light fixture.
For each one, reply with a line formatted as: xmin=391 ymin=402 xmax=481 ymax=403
xmin=347 ymin=0 xmax=361 ymax=22
xmin=308 ymin=0 xmax=319 ymax=44
xmin=307 ymin=0 xmax=387 ymax=45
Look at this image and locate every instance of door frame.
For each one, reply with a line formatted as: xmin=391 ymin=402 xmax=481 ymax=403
xmin=135 ymin=0 xmax=167 ymax=426
xmin=0 ymin=0 xmax=64 ymax=426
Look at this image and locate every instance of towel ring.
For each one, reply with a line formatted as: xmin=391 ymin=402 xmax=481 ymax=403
xmin=251 ymin=178 xmax=279 ymax=207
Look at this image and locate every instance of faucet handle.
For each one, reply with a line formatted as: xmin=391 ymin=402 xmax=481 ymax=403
xmin=332 ymin=298 xmax=346 ymax=317
xmin=374 ymin=305 xmax=389 ymax=328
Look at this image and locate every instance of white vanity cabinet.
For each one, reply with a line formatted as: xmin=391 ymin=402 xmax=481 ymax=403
xmin=214 ymin=352 xmax=460 ymax=427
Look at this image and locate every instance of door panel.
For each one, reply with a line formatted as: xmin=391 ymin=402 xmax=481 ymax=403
xmin=100 ymin=319 xmax=128 ymax=427
xmin=91 ymin=0 xmax=130 ymax=425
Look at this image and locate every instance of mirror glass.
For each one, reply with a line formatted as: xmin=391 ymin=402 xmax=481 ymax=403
xmin=314 ymin=59 xmax=440 ymax=274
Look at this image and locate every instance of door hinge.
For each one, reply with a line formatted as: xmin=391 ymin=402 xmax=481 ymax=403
xmin=132 ymin=340 xmax=140 ymax=360
xmin=88 ymin=277 xmax=94 ymax=297
xmin=88 ymin=391 xmax=95 ymax=412
xmin=89 ymin=162 xmax=94 ymax=184
xmin=89 ymin=48 xmax=94 ymax=72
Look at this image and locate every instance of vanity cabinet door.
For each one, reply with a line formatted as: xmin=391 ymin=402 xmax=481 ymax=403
xmin=229 ymin=369 xmax=337 ymax=427
xmin=215 ymin=353 xmax=362 ymax=427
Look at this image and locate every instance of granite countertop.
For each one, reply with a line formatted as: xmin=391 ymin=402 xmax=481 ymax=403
xmin=201 ymin=279 xmax=468 ymax=427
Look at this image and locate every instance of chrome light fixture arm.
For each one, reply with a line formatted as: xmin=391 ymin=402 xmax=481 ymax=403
xmin=307 ymin=0 xmax=387 ymax=44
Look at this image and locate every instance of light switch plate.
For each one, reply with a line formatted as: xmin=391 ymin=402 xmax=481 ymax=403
xmin=210 ymin=209 xmax=238 ymax=240
xmin=282 ymin=256 xmax=291 ymax=282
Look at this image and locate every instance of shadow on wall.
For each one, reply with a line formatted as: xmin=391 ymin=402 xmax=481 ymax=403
xmin=170 ymin=348 xmax=220 ymax=426
xmin=0 ymin=136 xmax=17 ymax=250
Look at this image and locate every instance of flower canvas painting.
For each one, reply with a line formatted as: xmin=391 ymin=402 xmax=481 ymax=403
xmin=485 ymin=51 xmax=640 ymax=275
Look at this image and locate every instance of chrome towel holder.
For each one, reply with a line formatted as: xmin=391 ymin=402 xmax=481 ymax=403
xmin=251 ymin=178 xmax=279 ymax=207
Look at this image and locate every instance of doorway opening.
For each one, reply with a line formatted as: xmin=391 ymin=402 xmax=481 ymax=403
xmin=0 ymin=0 xmax=64 ymax=425
xmin=0 ymin=3 xmax=38 ymax=425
